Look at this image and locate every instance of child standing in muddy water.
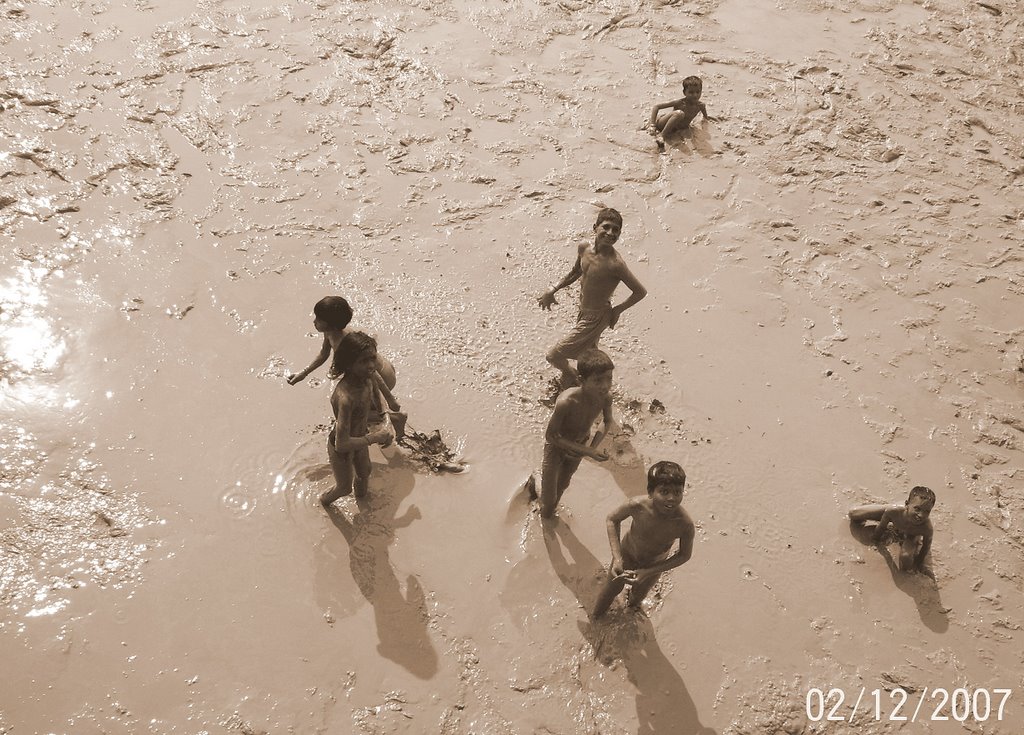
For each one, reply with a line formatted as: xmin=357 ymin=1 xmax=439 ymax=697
xmin=288 ymin=295 xmax=406 ymax=437
xmin=849 ymin=486 xmax=935 ymax=572
xmin=321 ymin=331 xmax=394 ymax=507
xmin=540 ymin=349 xmax=618 ymax=519
xmin=647 ymin=75 xmax=712 ymax=152
xmin=537 ymin=208 xmax=647 ymax=388
xmin=593 ymin=461 xmax=694 ymax=618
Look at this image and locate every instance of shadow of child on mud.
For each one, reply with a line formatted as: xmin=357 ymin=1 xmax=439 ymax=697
xmin=849 ymin=521 xmax=949 ymax=633
xmin=542 ymin=519 xmax=717 ymax=735
xmin=323 ymin=463 xmax=438 ymax=678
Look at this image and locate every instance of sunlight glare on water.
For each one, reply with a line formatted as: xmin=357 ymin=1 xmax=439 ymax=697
xmin=0 ymin=266 xmax=67 ymax=405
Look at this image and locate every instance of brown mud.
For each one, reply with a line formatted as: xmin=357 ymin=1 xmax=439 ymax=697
xmin=2 ymin=0 xmax=1023 ymax=733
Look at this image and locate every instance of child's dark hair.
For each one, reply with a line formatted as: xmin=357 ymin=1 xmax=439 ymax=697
xmin=314 ymin=296 xmax=353 ymax=330
xmin=594 ymin=207 xmax=623 ymax=230
xmin=682 ymin=75 xmax=702 ymax=91
xmin=908 ymin=486 xmax=936 ymax=506
xmin=647 ymin=461 xmax=686 ymax=493
xmin=577 ymin=349 xmax=614 ymax=381
xmin=331 ymin=331 xmax=377 ymax=376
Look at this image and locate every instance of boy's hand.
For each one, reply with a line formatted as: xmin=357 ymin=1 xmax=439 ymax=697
xmin=286 ymin=371 xmax=306 ymax=385
xmin=607 ymin=306 xmax=622 ymax=328
xmin=589 ymin=448 xmax=609 ymax=462
xmin=633 ymin=568 xmax=657 ymax=583
xmin=617 ymin=570 xmax=639 ymax=585
xmin=538 ymin=290 xmax=558 ymax=310
xmin=610 ymin=557 xmax=625 ymax=577
xmin=367 ymin=429 xmax=393 ymax=446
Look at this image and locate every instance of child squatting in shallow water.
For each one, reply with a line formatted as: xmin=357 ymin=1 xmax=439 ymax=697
xmin=593 ymin=461 xmax=695 ymax=618
xmin=288 ymin=295 xmax=406 ymax=436
xmin=321 ymin=332 xmax=394 ymax=507
xmin=647 ymin=75 xmax=713 ymax=151
xmin=540 ymin=349 xmax=618 ymax=519
xmin=849 ymin=486 xmax=936 ymax=572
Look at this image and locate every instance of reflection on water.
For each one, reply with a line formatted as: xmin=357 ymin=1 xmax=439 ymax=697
xmin=0 ymin=266 xmax=67 ymax=404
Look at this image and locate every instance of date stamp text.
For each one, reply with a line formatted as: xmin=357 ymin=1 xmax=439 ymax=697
xmin=805 ymin=687 xmax=1012 ymax=723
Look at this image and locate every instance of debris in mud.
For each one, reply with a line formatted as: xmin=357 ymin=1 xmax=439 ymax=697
xmin=648 ymin=398 xmax=665 ymax=414
xmin=166 ymin=303 xmax=194 ymax=319
xmin=221 ymin=713 xmax=268 ymax=735
xmin=880 ymin=669 xmax=919 ymax=693
xmin=398 ymin=428 xmax=467 ymax=473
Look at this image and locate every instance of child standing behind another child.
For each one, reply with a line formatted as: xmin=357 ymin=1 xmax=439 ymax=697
xmin=540 ymin=349 xmax=618 ymax=519
xmin=593 ymin=461 xmax=695 ymax=618
xmin=647 ymin=75 xmax=713 ymax=152
xmin=288 ymin=295 xmax=405 ymax=437
xmin=322 ymin=332 xmax=394 ymax=507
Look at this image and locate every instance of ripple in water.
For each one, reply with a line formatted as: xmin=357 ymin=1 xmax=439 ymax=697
xmin=219 ymin=484 xmax=257 ymax=519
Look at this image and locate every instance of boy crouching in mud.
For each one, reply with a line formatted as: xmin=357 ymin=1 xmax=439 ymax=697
xmin=647 ymin=75 xmax=712 ymax=152
xmin=540 ymin=349 xmax=618 ymax=519
xmin=593 ymin=461 xmax=694 ymax=618
xmin=849 ymin=486 xmax=935 ymax=572
xmin=321 ymin=332 xmax=393 ymax=507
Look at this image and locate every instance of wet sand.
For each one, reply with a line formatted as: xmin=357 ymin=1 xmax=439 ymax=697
xmin=2 ymin=0 xmax=1023 ymax=733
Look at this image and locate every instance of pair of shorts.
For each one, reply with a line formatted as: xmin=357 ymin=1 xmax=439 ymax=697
xmin=542 ymin=441 xmax=583 ymax=482
xmin=548 ymin=304 xmax=612 ymax=360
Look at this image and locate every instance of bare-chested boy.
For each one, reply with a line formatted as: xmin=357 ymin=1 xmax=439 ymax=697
xmin=593 ymin=461 xmax=694 ymax=618
xmin=321 ymin=331 xmax=394 ymax=507
xmin=538 ymin=208 xmax=647 ymax=387
xmin=288 ymin=296 xmax=405 ymax=436
xmin=540 ymin=349 xmax=618 ymax=519
xmin=849 ymin=486 xmax=935 ymax=572
xmin=647 ymin=75 xmax=712 ymax=151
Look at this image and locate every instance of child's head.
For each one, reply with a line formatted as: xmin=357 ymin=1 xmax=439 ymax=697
xmin=648 ymin=460 xmax=686 ymax=493
xmin=593 ymin=208 xmax=623 ymax=247
xmin=647 ymin=461 xmax=686 ymax=513
xmin=313 ymin=296 xmax=353 ymax=332
xmin=577 ymin=349 xmax=614 ymax=395
xmin=594 ymin=207 xmax=623 ymax=231
xmin=331 ymin=330 xmax=377 ymax=378
xmin=682 ymin=75 xmax=703 ymax=98
xmin=905 ymin=485 xmax=935 ymax=521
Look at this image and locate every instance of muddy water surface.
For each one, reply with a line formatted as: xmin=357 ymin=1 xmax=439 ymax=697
xmin=2 ymin=0 xmax=1023 ymax=733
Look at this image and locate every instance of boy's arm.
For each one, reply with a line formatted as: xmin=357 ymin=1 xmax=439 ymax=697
xmin=700 ymin=102 xmax=712 ymax=121
xmin=539 ymin=248 xmax=584 ymax=310
xmin=287 ymin=336 xmax=331 ymax=385
xmin=648 ymin=99 xmax=684 ymax=127
xmin=608 ymin=263 xmax=647 ymax=328
xmin=873 ymin=508 xmax=895 ymax=543
xmin=373 ymin=371 xmax=402 ymax=412
xmin=915 ymin=523 xmax=933 ymax=569
xmin=639 ymin=521 xmax=695 ymax=578
xmin=589 ymin=394 xmax=617 ymax=449
xmin=606 ymin=502 xmax=636 ymax=575
xmin=334 ymin=395 xmax=390 ymax=452
xmin=546 ymin=397 xmax=605 ymax=460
